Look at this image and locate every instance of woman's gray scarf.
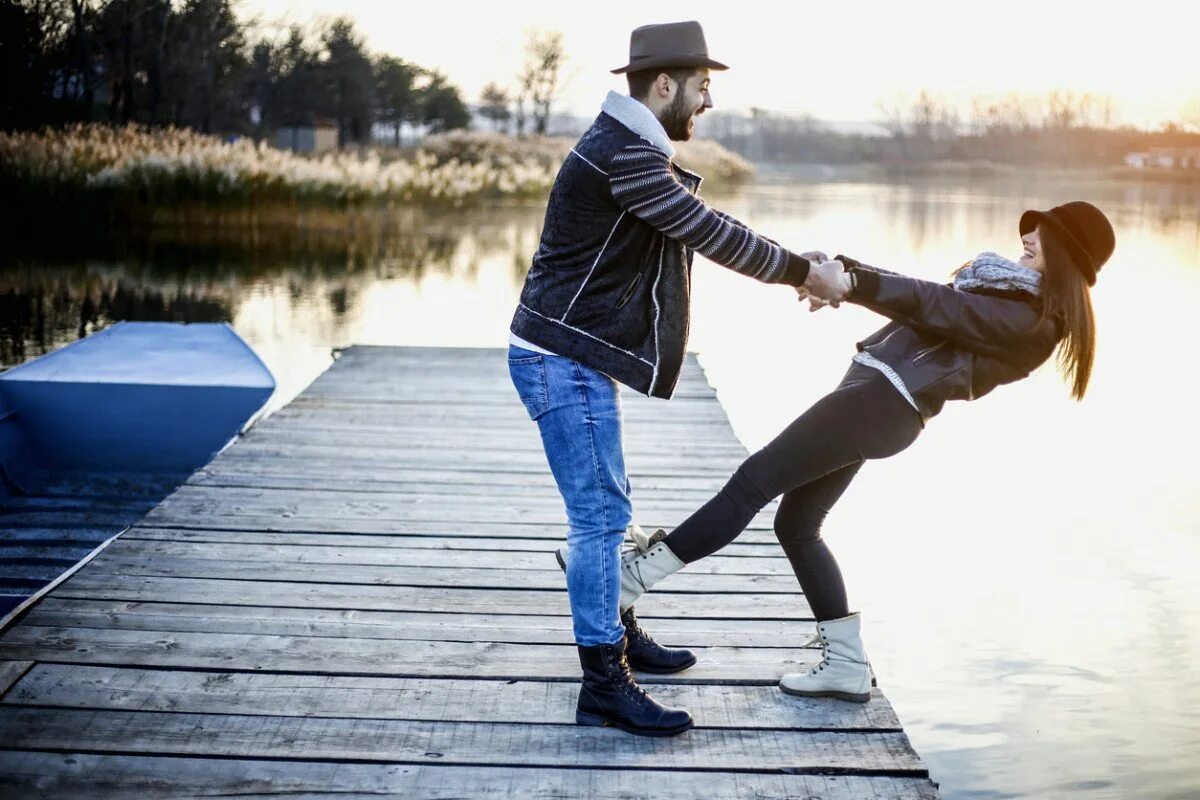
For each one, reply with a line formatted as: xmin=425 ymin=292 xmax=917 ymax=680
xmin=953 ymin=252 xmax=1042 ymax=297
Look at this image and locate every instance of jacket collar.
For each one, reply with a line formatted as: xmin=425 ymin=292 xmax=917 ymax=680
xmin=601 ymin=91 xmax=676 ymax=159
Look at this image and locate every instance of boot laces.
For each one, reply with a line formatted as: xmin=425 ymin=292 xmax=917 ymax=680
xmin=623 ymin=614 xmax=647 ymax=644
xmin=609 ymin=651 xmax=650 ymax=704
xmin=801 ymin=631 xmax=831 ymax=671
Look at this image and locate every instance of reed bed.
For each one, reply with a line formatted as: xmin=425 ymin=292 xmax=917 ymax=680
xmin=1 ymin=125 xmax=754 ymax=214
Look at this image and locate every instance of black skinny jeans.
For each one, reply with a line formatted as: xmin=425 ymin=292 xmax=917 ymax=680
xmin=663 ymin=362 xmax=924 ymax=621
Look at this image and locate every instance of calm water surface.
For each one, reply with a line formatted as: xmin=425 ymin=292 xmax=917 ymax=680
xmin=4 ymin=176 xmax=1199 ymax=799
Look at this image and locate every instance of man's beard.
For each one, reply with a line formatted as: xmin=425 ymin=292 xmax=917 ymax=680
xmin=660 ymin=92 xmax=699 ymax=141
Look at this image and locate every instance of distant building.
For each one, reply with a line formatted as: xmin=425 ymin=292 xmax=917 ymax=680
xmin=1126 ymin=146 xmax=1200 ymax=170
xmin=276 ymin=120 xmax=338 ymax=153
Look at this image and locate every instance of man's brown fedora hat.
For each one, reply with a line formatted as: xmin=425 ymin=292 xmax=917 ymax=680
xmin=610 ymin=20 xmax=729 ymax=74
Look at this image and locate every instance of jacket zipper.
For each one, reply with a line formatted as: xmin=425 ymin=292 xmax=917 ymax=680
xmin=912 ymin=341 xmax=946 ymax=364
xmin=616 ymin=271 xmax=644 ymax=309
xmin=869 ymin=327 xmax=902 ymax=350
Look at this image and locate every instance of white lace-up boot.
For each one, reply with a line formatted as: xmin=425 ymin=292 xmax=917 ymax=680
xmin=779 ymin=613 xmax=872 ymax=703
xmin=555 ymin=525 xmax=684 ymax=612
xmin=617 ymin=534 xmax=685 ymax=612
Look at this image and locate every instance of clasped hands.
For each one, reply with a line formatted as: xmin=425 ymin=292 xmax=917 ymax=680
xmin=797 ymin=251 xmax=854 ymax=313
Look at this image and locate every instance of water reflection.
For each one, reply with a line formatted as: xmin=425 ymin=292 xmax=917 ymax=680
xmin=1 ymin=176 xmax=1198 ymax=798
xmin=0 ymin=203 xmax=544 ymax=404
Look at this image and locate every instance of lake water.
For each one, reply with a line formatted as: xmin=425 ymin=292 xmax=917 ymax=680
xmin=3 ymin=174 xmax=1199 ymax=798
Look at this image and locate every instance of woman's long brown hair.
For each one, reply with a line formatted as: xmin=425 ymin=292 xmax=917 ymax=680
xmin=1038 ymin=225 xmax=1096 ymax=400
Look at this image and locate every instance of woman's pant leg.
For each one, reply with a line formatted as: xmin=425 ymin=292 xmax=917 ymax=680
xmin=773 ymin=462 xmax=862 ymax=621
xmin=664 ymin=367 xmax=922 ymax=564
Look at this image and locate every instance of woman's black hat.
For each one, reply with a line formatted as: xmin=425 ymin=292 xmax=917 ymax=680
xmin=1020 ymin=201 xmax=1115 ymax=285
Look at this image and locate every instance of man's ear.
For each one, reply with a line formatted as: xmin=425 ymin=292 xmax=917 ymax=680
xmin=655 ymin=72 xmax=673 ymax=98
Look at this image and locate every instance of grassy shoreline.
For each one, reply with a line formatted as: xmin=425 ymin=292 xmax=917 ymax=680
xmin=0 ymin=125 xmax=756 ymax=219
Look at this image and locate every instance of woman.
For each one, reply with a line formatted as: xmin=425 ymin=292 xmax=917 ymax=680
xmin=613 ymin=201 xmax=1115 ymax=702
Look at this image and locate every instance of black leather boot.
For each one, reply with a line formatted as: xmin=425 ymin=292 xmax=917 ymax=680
xmin=576 ymin=639 xmax=694 ymax=737
xmin=622 ymin=607 xmax=697 ymax=674
xmin=553 ymin=546 xmax=696 ymax=675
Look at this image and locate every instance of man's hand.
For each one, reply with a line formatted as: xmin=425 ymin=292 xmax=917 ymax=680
xmin=800 ymin=259 xmax=852 ymax=304
xmin=800 ymin=250 xmax=829 ymax=264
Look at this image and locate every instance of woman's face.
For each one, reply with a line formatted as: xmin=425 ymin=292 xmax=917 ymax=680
xmin=1019 ymin=227 xmax=1046 ymax=272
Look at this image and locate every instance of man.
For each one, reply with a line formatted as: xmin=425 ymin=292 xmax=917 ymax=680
xmin=507 ymin=20 xmax=844 ymax=737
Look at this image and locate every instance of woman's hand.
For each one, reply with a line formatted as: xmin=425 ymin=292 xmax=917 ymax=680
xmin=796 ymin=264 xmax=852 ymax=311
xmin=800 ymin=259 xmax=851 ymax=302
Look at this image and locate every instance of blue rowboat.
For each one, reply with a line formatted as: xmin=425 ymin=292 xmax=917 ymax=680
xmin=0 ymin=321 xmax=275 ymax=478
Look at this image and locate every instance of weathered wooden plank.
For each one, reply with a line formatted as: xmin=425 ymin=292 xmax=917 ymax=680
xmin=4 ymin=664 xmax=897 ymax=729
xmin=241 ymin=425 xmax=746 ymax=453
xmin=0 ymin=752 xmax=940 ymax=800
xmin=52 ymin=574 xmax=811 ymax=619
xmin=121 ymin=529 xmax=785 ymax=561
xmin=280 ymin=402 xmax=732 ymax=427
xmin=0 ymin=626 xmax=819 ymax=682
xmin=154 ymin=482 xmax=746 ymax=509
xmin=212 ymin=448 xmax=745 ymax=476
xmin=187 ymin=471 xmax=728 ymax=500
xmin=154 ymin=484 xmax=756 ymax=515
xmin=300 ymin=375 xmax=713 ymax=391
xmin=0 ymin=661 xmax=33 ymax=697
xmin=99 ymin=538 xmax=795 ymax=575
xmin=130 ymin=513 xmax=779 ymax=539
xmin=291 ymin=384 xmax=725 ymax=404
xmin=251 ymin=416 xmax=738 ymax=441
xmin=20 ymin=598 xmax=813 ymax=648
xmin=300 ymin=367 xmax=714 ymax=386
xmin=298 ymin=360 xmax=711 ymax=380
xmin=268 ymin=418 xmax=734 ymax=438
xmin=82 ymin=554 xmax=801 ymax=594
xmin=220 ymin=434 xmax=734 ymax=460
xmin=0 ymin=707 xmax=928 ymax=773
xmin=191 ymin=463 xmax=734 ymax=493
xmin=141 ymin=486 xmax=776 ymax=528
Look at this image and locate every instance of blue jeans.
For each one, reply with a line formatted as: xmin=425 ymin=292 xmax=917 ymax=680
xmin=507 ymin=345 xmax=630 ymax=646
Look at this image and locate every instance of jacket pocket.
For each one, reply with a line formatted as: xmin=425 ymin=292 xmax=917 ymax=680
xmin=508 ymin=354 xmax=551 ymax=420
xmin=615 ymin=270 xmax=645 ymax=310
xmin=912 ymin=341 xmax=947 ymax=365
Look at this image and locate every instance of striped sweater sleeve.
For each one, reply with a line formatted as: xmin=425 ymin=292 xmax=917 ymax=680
xmin=608 ymin=143 xmax=810 ymax=286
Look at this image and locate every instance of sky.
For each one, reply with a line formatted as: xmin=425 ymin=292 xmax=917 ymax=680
xmin=241 ymin=0 xmax=1200 ymax=129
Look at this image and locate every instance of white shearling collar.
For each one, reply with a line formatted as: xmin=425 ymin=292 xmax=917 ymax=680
xmin=601 ymin=90 xmax=676 ymax=158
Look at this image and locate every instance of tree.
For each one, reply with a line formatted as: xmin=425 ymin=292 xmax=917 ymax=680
xmin=417 ymin=69 xmax=469 ymax=133
xmin=478 ymin=81 xmax=510 ymax=132
xmin=245 ymin=25 xmax=321 ymax=138
xmin=512 ymin=66 xmax=533 ymax=137
xmin=171 ymin=0 xmax=247 ymax=132
xmin=374 ymin=55 xmax=417 ymax=146
xmin=517 ymin=28 xmax=565 ymax=135
xmin=92 ymin=0 xmax=177 ymax=124
xmin=0 ymin=2 xmax=480 ymax=143
xmin=0 ymin=0 xmax=57 ymax=129
xmin=320 ymin=17 xmax=373 ymax=146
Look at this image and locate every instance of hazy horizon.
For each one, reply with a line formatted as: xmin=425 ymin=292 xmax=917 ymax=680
xmin=240 ymin=0 xmax=1199 ymax=130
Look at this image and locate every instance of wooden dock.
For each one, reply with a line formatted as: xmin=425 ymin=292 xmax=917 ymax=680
xmin=0 ymin=346 xmax=938 ymax=798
